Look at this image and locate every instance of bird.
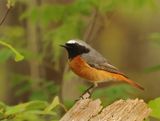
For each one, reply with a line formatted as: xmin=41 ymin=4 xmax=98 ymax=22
xmin=60 ymin=39 xmax=144 ymax=95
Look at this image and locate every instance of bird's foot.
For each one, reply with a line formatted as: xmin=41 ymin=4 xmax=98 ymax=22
xmin=75 ymin=84 xmax=95 ymax=102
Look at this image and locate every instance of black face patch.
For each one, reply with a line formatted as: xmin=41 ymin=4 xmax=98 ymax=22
xmin=65 ymin=43 xmax=90 ymax=59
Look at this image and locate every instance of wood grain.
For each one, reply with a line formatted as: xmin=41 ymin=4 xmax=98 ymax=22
xmin=60 ymin=94 xmax=151 ymax=121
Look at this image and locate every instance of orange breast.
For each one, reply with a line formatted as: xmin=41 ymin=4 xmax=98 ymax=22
xmin=69 ymin=56 xmax=124 ymax=83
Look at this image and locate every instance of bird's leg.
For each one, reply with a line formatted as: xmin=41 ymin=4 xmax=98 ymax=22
xmin=78 ymin=83 xmax=98 ymax=100
xmin=82 ymin=84 xmax=94 ymax=97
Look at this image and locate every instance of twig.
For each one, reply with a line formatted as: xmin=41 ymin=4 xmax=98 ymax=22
xmin=0 ymin=7 xmax=11 ymax=26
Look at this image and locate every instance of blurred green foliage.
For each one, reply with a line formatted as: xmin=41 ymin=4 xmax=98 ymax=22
xmin=11 ymin=74 xmax=59 ymax=101
xmin=145 ymin=33 xmax=160 ymax=120
xmin=0 ymin=0 xmax=160 ymax=120
xmin=145 ymin=32 xmax=160 ymax=73
xmin=78 ymin=84 xmax=135 ymax=106
xmin=0 ymin=96 xmax=62 ymax=121
xmin=92 ymin=84 xmax=135 ymax=105
xmin=1 ymin=0 xmax=157 ymax=63
xmin=148 ymin=97 xmax=160 ymax=120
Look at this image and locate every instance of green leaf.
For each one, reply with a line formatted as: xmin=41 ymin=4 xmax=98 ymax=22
xmin=44 ymin=96 xmax=60 ymax=112
xmin=5 ymin=101 xmax=47 ymax=115
xmin=5 ymin=104 xmax=26 ymax=115
xmin=24 ymin=101 xmax=48 ymax=111
xmin=7 ymin=0 xmax=16 ymax=8
xmin=148 ymin=97 xmax=160 ymax=119
xmin=0 ymin=41 xmax=24 ymax=62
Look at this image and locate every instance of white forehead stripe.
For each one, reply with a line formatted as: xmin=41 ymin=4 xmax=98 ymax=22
xmin=67 ymin=40 xmax=77 ymax=44
xmin=66 ymin=39 xmax=86 ymax=47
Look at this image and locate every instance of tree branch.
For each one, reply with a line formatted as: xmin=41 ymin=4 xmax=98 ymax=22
xmin=60 ymin=95 xmax=151 ymax=121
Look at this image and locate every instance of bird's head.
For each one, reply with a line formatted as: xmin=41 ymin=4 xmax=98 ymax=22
xmin=60 ymin=40 xmax=90 ymax=59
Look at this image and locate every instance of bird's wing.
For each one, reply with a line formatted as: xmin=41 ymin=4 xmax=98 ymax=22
xmin=89 ymin=62 xmax=128 ymax=77
xmin=81 ymin=48 xmax=128 ymax=78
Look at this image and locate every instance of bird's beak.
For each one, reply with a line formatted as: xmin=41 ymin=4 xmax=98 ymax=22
xmin=60 ymin=44 xmax=67 ymax=48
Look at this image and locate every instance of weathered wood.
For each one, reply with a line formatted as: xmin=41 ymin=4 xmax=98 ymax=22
xmin=60 ymin=94 xmax=151 ymax=121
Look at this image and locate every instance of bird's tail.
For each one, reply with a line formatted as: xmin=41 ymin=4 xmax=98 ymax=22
xmin=115 ymin=74 xmax=144 ymax=90
xmin=123 ymin=77 xmax=144 ymax=90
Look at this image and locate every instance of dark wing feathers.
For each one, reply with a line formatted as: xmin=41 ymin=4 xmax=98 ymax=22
xmin=81 ymin=47 xmax=128 ymax=78
xmin=89 ymin=62 xmax=128 ymax=78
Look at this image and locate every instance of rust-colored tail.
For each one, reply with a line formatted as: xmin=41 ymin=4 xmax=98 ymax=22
xmin=123 ymin=77 xmax=144 ymax=90
xmin=114 ymin=74 xmax=144 ymax=90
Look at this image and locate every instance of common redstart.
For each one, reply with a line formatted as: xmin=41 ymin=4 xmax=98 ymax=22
xmin=61 ymin=40 xmax=144 ymax=92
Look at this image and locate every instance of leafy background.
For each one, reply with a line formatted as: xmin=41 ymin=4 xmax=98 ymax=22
xmin=0 ymin=0 xmax=160 ymax=120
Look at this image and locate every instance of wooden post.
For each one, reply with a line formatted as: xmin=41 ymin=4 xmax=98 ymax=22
xmin=60 ymin=94 xmax=151 ymax=121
